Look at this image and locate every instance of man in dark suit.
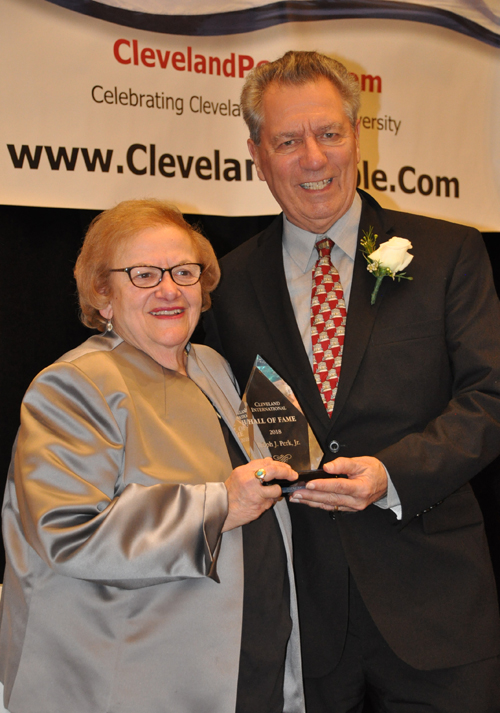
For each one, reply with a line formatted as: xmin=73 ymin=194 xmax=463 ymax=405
xmin=205 ymin=51 xmax=500 ymax=711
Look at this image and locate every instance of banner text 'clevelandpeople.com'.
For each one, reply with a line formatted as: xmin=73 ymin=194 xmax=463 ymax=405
xmin=6 ymin=144 xmax=460 ymax=199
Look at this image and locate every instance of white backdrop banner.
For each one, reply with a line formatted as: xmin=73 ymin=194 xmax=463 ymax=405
xmin=1 ymin=0 xmax=499 ymax=229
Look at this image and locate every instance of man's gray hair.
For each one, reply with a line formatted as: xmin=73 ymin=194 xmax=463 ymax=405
xmin=241 ymin=50 xmax=361 ymax=144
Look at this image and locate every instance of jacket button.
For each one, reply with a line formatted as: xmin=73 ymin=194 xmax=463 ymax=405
xmin=329 ymin=440 xmax=340 ymax=454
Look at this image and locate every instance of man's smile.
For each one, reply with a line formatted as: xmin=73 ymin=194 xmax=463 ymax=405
xmin=299 ymin=178 xmax=333 ymax=191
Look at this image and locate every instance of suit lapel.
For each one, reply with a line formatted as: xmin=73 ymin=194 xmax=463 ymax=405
xmin=243 ymin=194 xmax=399 ymax=443
xmin=328 ymin=192 xmax=395 ymax=430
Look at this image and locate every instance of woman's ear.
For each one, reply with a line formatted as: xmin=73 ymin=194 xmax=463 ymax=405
xmin=99 ymin=304 xmax=113 ymax=320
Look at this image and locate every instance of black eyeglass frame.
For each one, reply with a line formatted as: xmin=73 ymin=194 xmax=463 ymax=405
xmin=109 ymin=263 xmax=204 ymax=288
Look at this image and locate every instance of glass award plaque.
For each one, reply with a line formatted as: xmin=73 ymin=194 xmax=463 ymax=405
xmin=235 ymin=355 xmax=322 ymax=473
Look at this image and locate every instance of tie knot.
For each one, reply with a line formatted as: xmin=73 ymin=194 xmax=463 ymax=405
xmin=316 ymin=237 xmax=334 ymax=258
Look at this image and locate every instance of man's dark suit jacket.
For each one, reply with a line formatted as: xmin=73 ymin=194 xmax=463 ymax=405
xmin=204 ymin=189 xmax=500 ymax=676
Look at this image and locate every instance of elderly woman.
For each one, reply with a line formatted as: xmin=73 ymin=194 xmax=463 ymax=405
xmin=0 ymin=200 xmax=304 ymax=713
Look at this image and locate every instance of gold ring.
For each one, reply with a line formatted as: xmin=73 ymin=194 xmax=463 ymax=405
xmin=254 ymin=468 xmax=266 ymax=482
xmin=333 ymin=505 xmax=339 ymax=512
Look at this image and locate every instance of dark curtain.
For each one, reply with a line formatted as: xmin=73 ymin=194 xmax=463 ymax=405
xmin=1 ymin=203 xmax=499 ymax=596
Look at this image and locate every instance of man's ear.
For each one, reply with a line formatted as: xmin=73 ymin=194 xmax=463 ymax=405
xmin=354 ymin=119 xmax=361 ymax=164
xmin=247 ymin=139 xmax=266 ymax=182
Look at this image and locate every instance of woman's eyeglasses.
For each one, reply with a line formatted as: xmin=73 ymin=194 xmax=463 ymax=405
xmin=109 ymin=263 xmax=203 ymax=288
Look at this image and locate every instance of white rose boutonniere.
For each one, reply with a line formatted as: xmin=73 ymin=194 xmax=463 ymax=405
xmin=360 ymin=227 xmax=414 ymax=305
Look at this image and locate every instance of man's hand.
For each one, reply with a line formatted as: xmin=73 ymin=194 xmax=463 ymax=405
xmin=289 ymin=456 xmax=388 ymax=513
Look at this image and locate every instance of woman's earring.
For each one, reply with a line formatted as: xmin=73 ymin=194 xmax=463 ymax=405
xmin=106 ymin=320 xmax=113 ymax=333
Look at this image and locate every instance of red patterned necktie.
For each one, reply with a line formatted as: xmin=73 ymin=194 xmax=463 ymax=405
xmin=311 ymin=237 xmax=347 ymax=416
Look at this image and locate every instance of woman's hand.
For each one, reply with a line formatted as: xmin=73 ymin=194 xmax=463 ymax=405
xmin=221 ymin=458 xmax=298 ymax=532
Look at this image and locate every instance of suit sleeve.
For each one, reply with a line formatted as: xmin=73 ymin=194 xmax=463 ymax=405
xmin=377 ymin=228 xmax=500 ymax=526
xmin=13 ymin=362 xmax=229 ymax=588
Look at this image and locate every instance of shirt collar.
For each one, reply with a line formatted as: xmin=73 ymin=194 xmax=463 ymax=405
xmin=282 ymin=192 xmax=362 ymax=272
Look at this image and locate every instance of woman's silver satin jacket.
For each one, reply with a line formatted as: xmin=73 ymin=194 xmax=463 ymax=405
xmin=0 ymin=332 xmax=304 ymax=713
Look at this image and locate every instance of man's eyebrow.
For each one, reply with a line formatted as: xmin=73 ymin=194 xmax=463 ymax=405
xmin=271 ymin=122 xmax=346 ymax=145
xmin=316 ymin=122 xmax=344 ymax=133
